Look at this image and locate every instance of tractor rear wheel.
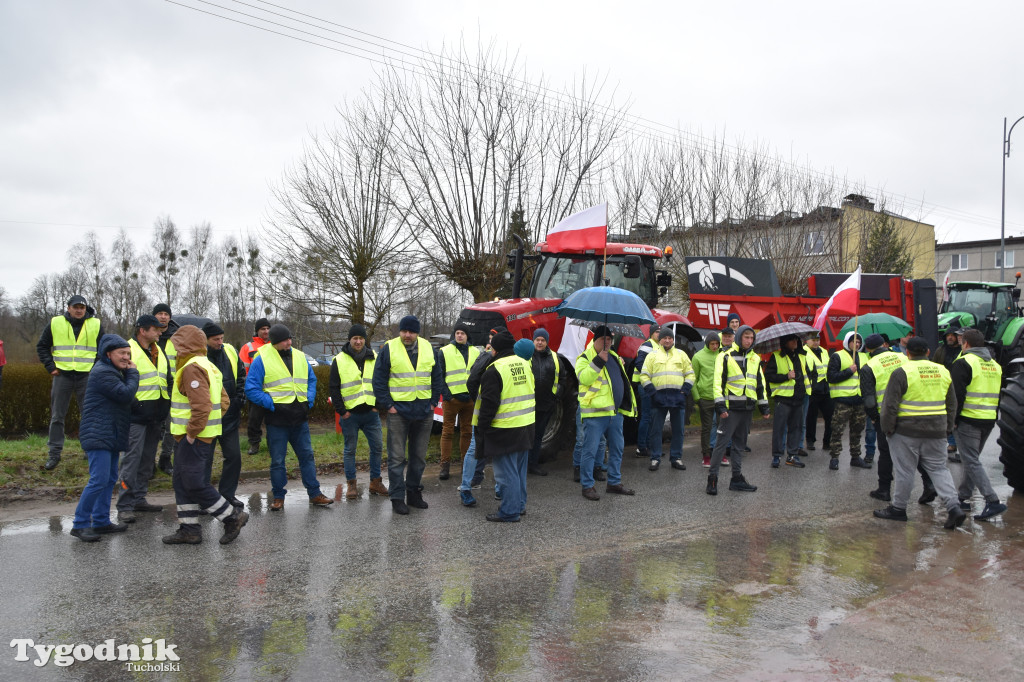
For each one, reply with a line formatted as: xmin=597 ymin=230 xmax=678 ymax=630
xmin=997 ymin=373 xmax=1024 ymax=493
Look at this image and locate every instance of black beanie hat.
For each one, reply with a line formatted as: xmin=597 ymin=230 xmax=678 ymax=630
xmin=203 ymin=322 xmax=225 ymax=338
xmin=268 ymin=324 xmax=292 ymax=345
xmin=399 ymin=315 xmax=421 ymax=334
xmin=254 ymin=318 xmax=271 ymax=333
xmin=490 ymin=330 xmax=515 ymax=352
xmin=453 ymin=321 xmax=471 ymax=336
xmin=348 ymin=324 xmax=367 ymax=340
xmin=152 ymin=303 xmax=172 ymax=316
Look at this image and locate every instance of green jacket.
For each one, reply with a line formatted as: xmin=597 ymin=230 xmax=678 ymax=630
xmin=690 ymin=347 xmax=719 ymax=402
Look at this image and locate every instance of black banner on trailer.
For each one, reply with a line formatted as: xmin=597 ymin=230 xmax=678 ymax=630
xmin=685 ymin=257 xmax=781 ymax=297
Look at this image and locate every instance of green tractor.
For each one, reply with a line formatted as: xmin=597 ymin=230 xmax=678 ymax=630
xmin=938 ymin=278 xmax=1024 ymax=372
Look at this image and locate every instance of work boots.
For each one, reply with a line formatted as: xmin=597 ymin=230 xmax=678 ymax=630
xmin=407 ymin=488 xmax=428 ymax=509
xmin=728 ymin=475 xmax=757 ymax=492
xmin=220 ymin=510 xmax=249 ymax=545
xmin=873 ymin=505 xmax=907 ymax=521
xmin=439 ymin=462 xmax=450 ymax=480
xmin=706 ymin=475 xmax=718 ymax=496
xmin=368 ymin=477 xmax=388 ymax=496
xmin=346 ymin=479 xmax=359 ymax=500
xmin=247 ymin=441 xmax=261 ymax=456
xmin=43 ymin=454 xmax=60 ymax=470
xmin=157 ymin=454 xmax=173 ymax=475
xmin=162 ymin=526 xmax=202 ymax=545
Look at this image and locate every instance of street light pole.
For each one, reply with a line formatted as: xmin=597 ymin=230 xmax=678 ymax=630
xmin=1001 ymin=115 xmax=1024 ymax=282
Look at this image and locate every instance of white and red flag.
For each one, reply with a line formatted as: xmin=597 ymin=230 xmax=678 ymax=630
xmin=546 ymin=203 xmax=608 ymax=251
xmin=941 ymin=266 xmax=952 ymax=304
xmin=812 ymin=266 xmax=862 ymax=331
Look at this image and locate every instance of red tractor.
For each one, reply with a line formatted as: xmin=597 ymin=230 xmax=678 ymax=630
xmin=452 ymin=236 xmax=697 ymax=455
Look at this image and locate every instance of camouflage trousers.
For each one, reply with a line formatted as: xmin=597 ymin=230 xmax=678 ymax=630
xmin=829 ymin=402 xmax=866 ymax=459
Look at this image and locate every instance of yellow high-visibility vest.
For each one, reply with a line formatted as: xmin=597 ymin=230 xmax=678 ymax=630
xmin=830 ymin=349 xmax=868 ymax=399
xmin=50 ymin=316 xmax=100 ymax=371
xmin=961 ymin=353 xmax=1001 ymax=420
xmin=866 ymin=352 xmax=908 ymax=402
xmin=257 ymin=343 xmax=310 ymax=404
xmin=386 ymin=337 xmax=434 ymax=402
xmin=712 ymin=348 xmax=767 ymax=411
xmin=896 ymin=361 xmax=951 ymax=418
xmin=169 ymin=356 xmax=223 ymax=437
xmin=640 ymin=345 xmax=695 ymax=392
xmin=129 ymin=338 xmax=169 ymax=401
xmin=489 ymin=355 xmax=535 ymax=428
xmin=575 ymin=344 xmax=636 ymax=419
xmin=335 ymin=351 xmax=376 ymax=409
xmin=767 ymin=351 xmax=811 ymax=398
xmin=803 ymin=345 xmax=828 ymax=384
xmin=440 ymin=343 xmax=480 ymax=394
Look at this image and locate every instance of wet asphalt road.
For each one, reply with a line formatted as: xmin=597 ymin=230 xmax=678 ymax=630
xmin=1 ymin=427 xmax=1022 ymax=681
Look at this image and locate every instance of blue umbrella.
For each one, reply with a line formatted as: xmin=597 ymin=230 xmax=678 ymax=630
xmin=554 ymin=286 xmax=656 ymax=325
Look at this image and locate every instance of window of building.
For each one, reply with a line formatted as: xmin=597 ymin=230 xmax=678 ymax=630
xmin=950 ymin=253 xmax=968 ymax=271
xmin=995 ymin=250 xmax=1015 ymax=268
xmin=751 ymin=236 xmax=772 ymax=259
xmin=804 ymin=231 xmax=825 ymax=255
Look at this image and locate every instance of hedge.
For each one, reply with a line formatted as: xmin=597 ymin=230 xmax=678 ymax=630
xmin=0 ymin=363 xmax=336 ymax=436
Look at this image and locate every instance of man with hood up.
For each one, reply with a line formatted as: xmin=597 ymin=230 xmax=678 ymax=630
xmin=691 ymin=331 xmax=721 ymax=468
xmin=38 ymin=295 xmax=104 ymax=470
xmin=329 ymin=324 xmax=387 ymax=500
xmin=437 ymin=321 xmax=480 ymax=480
xmin=764 ymin=333 xmax=809 ymax=469
xmin=707 ymin=325 xmax=769 ymax=495
xmin=950 ymin=329 xmax=1007 ymax=520
xmin=826 ymin=331 xmax=872 ymax=471
xmin=163 ymin=325 xmax=250 ymax=545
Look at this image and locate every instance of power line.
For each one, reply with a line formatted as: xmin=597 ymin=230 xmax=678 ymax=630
xmin=163 ymin=0 xmax=1021 ymax=233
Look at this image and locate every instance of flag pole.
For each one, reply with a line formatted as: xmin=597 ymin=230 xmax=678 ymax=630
xmin=602 ymin=205 xmax=609 ymax=286
xmin=853 ymin=264 xmax=860 ymax=371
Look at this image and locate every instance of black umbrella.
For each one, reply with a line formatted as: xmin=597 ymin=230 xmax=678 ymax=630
xmin=751 ymin=322 xmax=819 ymax=354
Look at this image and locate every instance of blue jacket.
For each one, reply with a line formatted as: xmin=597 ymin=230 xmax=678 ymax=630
xmin=372 ymin=339 xmax=443 ymax=420
xmin=244 ymin=352 xmax=317 ymax=411
xmin=79 ymin=335 xmax=140 ymax=452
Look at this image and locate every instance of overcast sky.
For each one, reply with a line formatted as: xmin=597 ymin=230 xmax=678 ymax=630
xmin=3 ymin=0 xmax=1024 ymax=300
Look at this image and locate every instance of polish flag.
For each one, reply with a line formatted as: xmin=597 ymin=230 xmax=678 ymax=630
xmin=546 ymin=203 xmax=608 ymax=251
xmin=941 ymin=266 xmax=952 ymax=303
xmin=812 ymin=266 xmax=862 ymax=331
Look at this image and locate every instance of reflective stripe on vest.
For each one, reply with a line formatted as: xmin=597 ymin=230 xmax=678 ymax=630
xmin=169 ymin=356 xmax=223 ymax=437
xmin=575 ymin=344 xmax=636 ymax=418
xmin=961 ymin=353 xmax=1001 ymax=420
xmin=257 ymin=343 xmax=310 ymax=404
xmin=803 ymin=345 xmax=828 ymax=384
xmin=440 ymin=343 xmax=480 ymax=394
xmin=712 ymin=349 xmax=764 ymax=408
xmin=897 ymin=361 xmax=951 ymax=418
xmin=640 ymin=345 xmax=694 ymax=392
xmin=165 ymin=338 xmax=177 ymax=371
xmin=829 ymin=349 xmax=867 ymax=398
xmin=50 ymin=316 xmax=100 ymax=371
xmin=631 ymin=337 xmax=658 ymax=381
xmin=335 ymin=351 xmax=376 ymax=409
xmin=387 ymin=337 xmax=434 ymax=401
xmin=222 ymin=343 xmax=239 ymax=383
xmin=866 ymin=351 xmax=908 ymax=401
xmin=767 ymin=352 xmax=810 ymax=398
xmin=490 ymin=355 xmax=536 ymax=428
xmin=129 ymin=338 xmax=169 ymax=401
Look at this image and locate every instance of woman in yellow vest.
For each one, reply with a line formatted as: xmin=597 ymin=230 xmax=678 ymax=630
xmin=162 ymin=325 xmax=250 ymax=545
xmin=950 ymin=329 xmax=1007 ymax=520
xmin=476 ymin=332 xmax=535 ymax=522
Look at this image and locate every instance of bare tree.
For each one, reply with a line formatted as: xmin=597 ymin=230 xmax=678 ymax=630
xmin=179 ymin=222 xmax=215 ymax=316
xmin=150 ymin=216 xmax=183 ymax=309
xmin=69 ymin=231 xmax=108 ymax=317
xmin=108 ymin=229 xmax=148 ymax=336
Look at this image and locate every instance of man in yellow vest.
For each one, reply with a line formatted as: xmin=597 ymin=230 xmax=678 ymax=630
xmin=202 ymin=322 xmax=246 ymax=508
xmin=372 ymin=315 xmax=443 ymax=515
xmin=437 ymin=322 xmax=479 ymax=480
xmin=244 ymin=324 xmax=333 ymax=511
xmin=37 ymin=295 xmax=104 ymax=470
xmin=116 ymin=315 xmax=170 ymax=523
xmin=874 ymin=337 xmax=965 ymax=528
xmin=707 ymin=325 xmax=769 ymax=495
xmin=639 ymin=328 xmax=694 ymax=471
xmin=329 ymin=324 xmax=387 ymax=499
xmin=162 ymin=325 xmax=249 ymax=545
xmin=826 ymin=331 xmax=872 ymax=471
xmin=575 ymin=325 xmax=638 ymax=501
xmin=153 ymin=303 xmax=177 ymax=475
xmin=764 ymin=333 xmax=810 ymax=469
xmin=951 ymin=329 xmax=1007 ymax=520
xmin=476 ymin=330 xmax=535 ymax=521
xmin=802 ymin=331 xmax=833 ymax=452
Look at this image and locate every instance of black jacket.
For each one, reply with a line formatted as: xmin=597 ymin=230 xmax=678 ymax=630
xmin=36 ymin=309 xmax=105 ymax=375
xmin=827 ymin=350 xmax=863 ymax=406
xmin=129 ymin=339 xmax=172 ymax=426
xmin=207 ymin=345 xmax=246 ymax=433
xmin=437 ymin=342 xmax=474 ymax=402
xmin=475 ymin=349 xmax=534 ymax=459
xmin=329 ymin=343 xmax=376 ymax=414
xmin=950 ymin=347 xmax=997 ymax=429
xmin=763 ymin=348 xmax=807 ymax=404
xmin=531 ymin=348 xmax=559 ymax=412
xmin=804 ymin=346 xmax=831 ymax=396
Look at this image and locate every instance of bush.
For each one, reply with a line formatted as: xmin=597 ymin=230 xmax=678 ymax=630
xmin=0 ymin=364 xmax=78 ymax=436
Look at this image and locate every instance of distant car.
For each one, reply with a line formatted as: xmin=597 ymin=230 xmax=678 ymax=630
xmin=299 ymin=351 xmax=318 ymax=367
xmin=316 ymin=354 xmax=334 ymax=366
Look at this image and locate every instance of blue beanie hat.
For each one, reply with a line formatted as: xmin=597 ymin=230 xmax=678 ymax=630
xmin=533 ymin=328 xmax=549 ymax=341
xmin=399 ymin=315 xmax=421 ymax=334
xmin=726 ymin=312 xmax=741 ymax=323
xmin=514 ymin=338 xmax=535 ymax=360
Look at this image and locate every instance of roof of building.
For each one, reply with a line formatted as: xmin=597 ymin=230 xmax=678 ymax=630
xmin=936 ymin=235 xmax=1024 ymax=250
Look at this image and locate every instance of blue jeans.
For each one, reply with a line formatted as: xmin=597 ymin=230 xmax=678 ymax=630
xmin=492 ymin=449 xmax=528 ymax=520
xmin=341 ymin=410 xmax=383 ymax=480
xmin=635 ymin=390 xmax=652 ymax=453
xmin=266 ymin=422 xmax=324 ymax=500
xmin=580 ymin=413 xmax=625 ymax=489
xmin=386 ymin=412 xmax=432 ymax=500
xmin=649 ymin=405 xmax=683 ymax=461
xmin=865 ymin=416 xmax=877 ymax=457
xmin=457 ymin=429 xmax=490 ymax=492
xmin=74 ymin=450 xmax=119 ymax=528
xmin=572 ymin=405 xmax=606 ymax=469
